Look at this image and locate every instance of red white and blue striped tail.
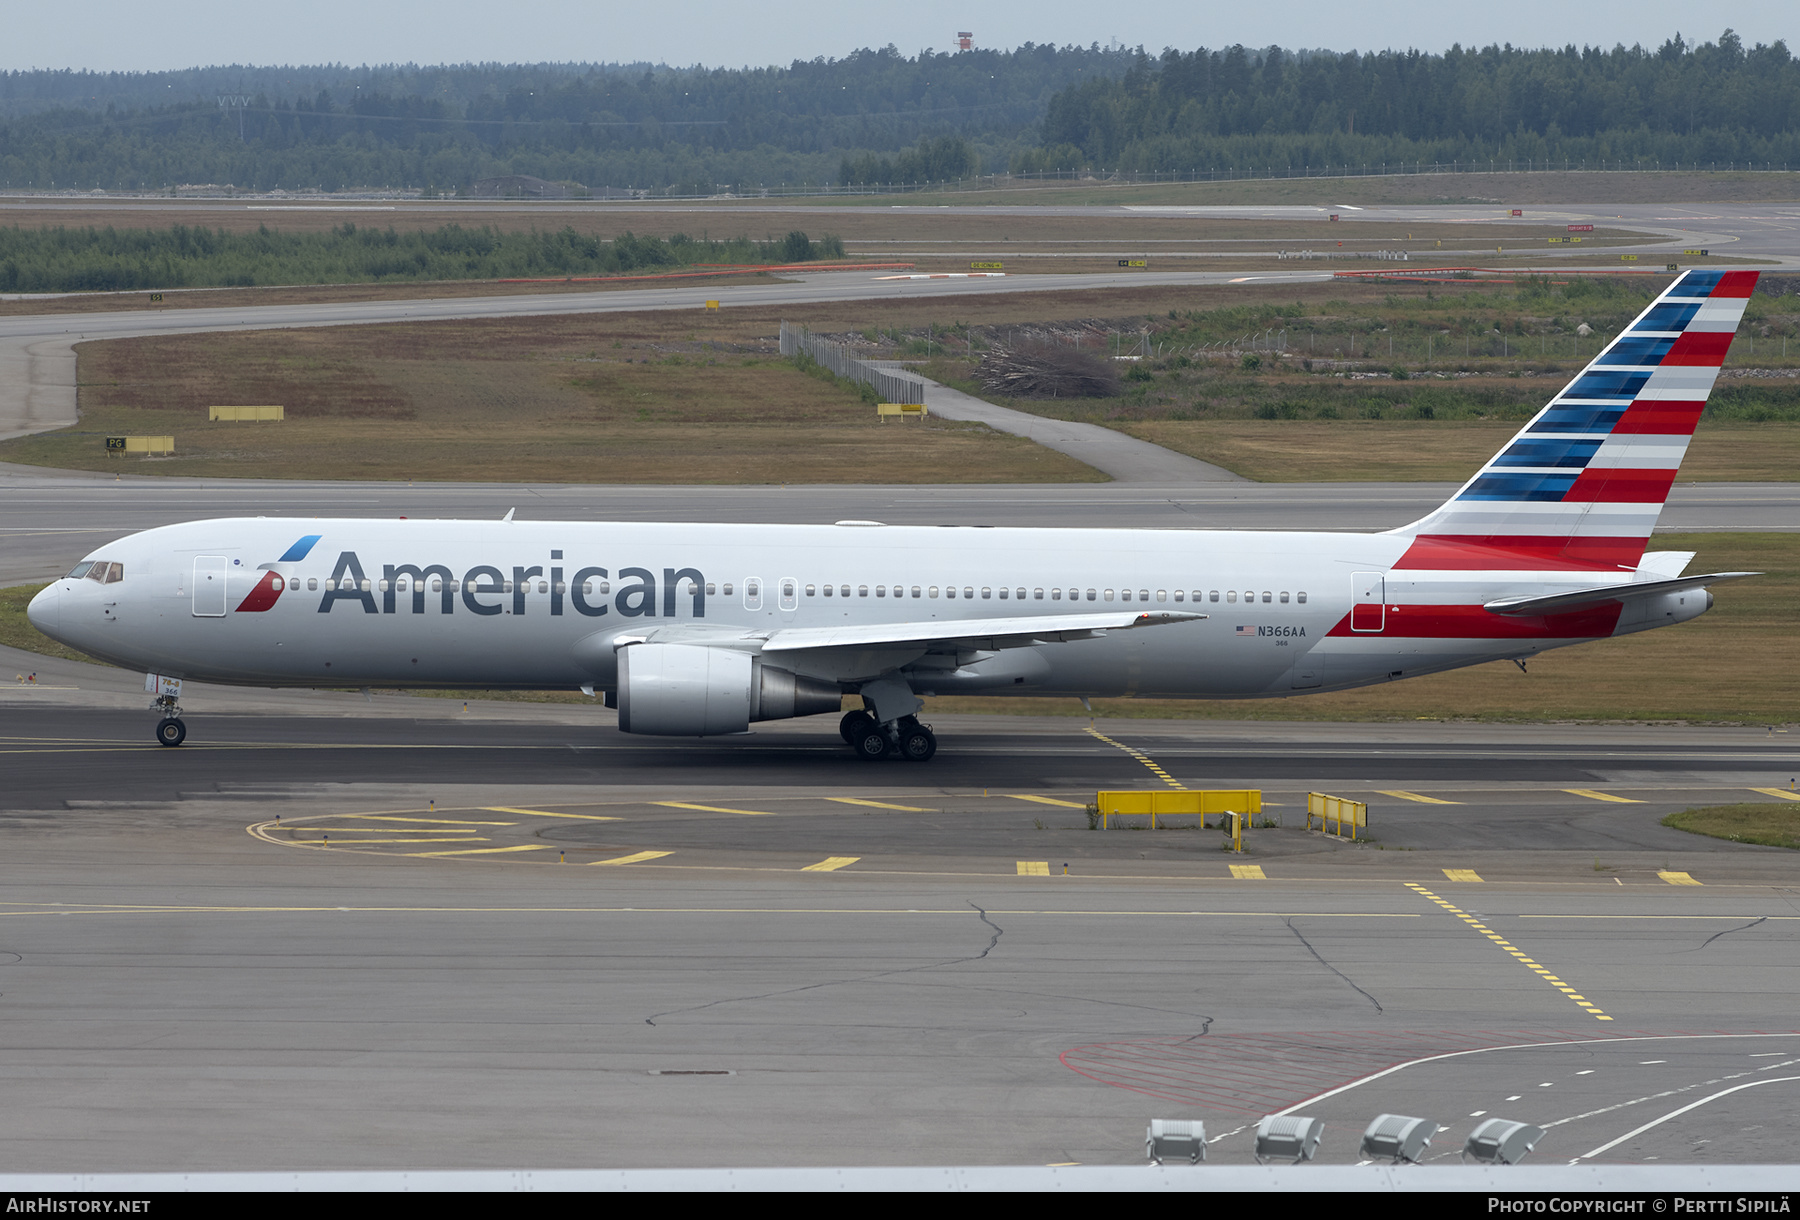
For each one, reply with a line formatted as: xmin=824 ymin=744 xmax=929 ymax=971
xmin=1390 ymin=269 xmax=1758 ymax=572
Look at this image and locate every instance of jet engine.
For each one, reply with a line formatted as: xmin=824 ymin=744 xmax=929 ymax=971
xmin=616 ymin=643 xmax=841 ymax=736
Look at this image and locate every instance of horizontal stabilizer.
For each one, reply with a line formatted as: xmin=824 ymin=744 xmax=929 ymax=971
xmin=1483 ymin=572 xmax=1756 ymax=617
xmin=762 ymin=610 xmax=1205 ymax=653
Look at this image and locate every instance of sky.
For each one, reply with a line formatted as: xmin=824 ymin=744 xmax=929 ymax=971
xmin=3 ymin=1 xmax=1791 ymax=72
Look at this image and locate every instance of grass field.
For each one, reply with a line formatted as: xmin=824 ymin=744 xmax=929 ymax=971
xmin=1117 ymin=420 xmax=1800 ymax=483
xmin=3 ymin=532 xmax=1790 ymax=725
xmin=0 ymin=311 xmax=1100 ymax=484
xmin=1662 ymin=803 xmax=1800 ymax=849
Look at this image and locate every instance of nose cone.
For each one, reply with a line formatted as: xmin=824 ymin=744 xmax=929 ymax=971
xmin=26 ymin=582 xmax=60 ymax=639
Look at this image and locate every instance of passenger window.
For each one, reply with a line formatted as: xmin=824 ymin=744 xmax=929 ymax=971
xmin=360 ymin=580 xmax=371 ymax=592
xmin=806 ymin=584 xmax=816 ymax=597
xmin=429 ymin=579 xmax=440 ymax=593
xmin=946 ymin=586 xmax=957 ymax=598
xmin=540 ymin=581 xmax=550 ymax=594
xmin=997 ymin=588 xmax=1007 ymax=599
xmin=1051 ymin=589 xmax=1061 ymax=600
xmin=1138 ymin=589 xmax=1148 ymax=601
xmin=1103 ymin=589 xmax=1114 ymax=601
xmin=1173 ymin=590 xmax=1183 ymax=601
xmin=1034 ymin=589 xmax=1044 ymax=600
xmin=911 ymin=586 xmax=921 ymax=598
xmin=1158 ymin=590 xmax=1167 ymax=602
xmin=706 ymin=583 xmax=717 ymax=595
xmin=929 ymin=586 xmax=939 ymax=598
xmin=1120 ymin=590 xmax=1131 ymax=602
xmin=840 ymin=585 xmax=850 ymax=597
xmin=502 ymin=581 xmax=513 ymax=594
xmin=1297 ymin=591 xmax=1308 ymax=604
xmin=379 ymin=580 xmax=390 ymax=593
xmin=823 ymin=585 xmax=833 ymax=597
xmin=1280 ymin=591 xmax=1290 ymax=603
xmin=1227 ymin=591 xmax=1238 ymax=603
xmin=859 ymin=586 xmax=868 ymax=597
xmin=1261 ymin=591 xmax=1271 ymax=604
xmin=722 ymin=582 xmax=733 ymax=596
xmin=1086 ymin=589 xmax=1096 ymax=601
xmin=310 ymin=578 xmax=320 ymax=591
xmin=1209 ymin=590 xmax=1219 ymax=602
xmin=981 ymin=587 xmax=991 ymax=599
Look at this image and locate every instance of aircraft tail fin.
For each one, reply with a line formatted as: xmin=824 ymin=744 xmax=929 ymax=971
xmin=1389 ymin=269 xmax=1759 ymax=571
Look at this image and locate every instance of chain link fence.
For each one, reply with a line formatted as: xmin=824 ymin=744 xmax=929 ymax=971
xmin=780 ymin=322 xmax=924 ymax=404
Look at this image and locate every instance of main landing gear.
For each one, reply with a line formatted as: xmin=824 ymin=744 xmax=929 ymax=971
xmin=839 ymin=710 xmax=936 ymax=762
xmin=152 ymin=693 xmax=186 ymax=747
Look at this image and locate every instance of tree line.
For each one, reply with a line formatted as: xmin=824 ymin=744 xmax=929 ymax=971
xmin=1015 ymin=30 xmax=1800 ymax=173
xmin=0 ymin=223 xmax=846 ymax=293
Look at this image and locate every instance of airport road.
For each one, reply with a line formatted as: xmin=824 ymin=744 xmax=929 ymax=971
xmin=2 ymin=693 xmax=1799 ymax=1169
xmin=2 ymin=463 xmax=1796 ymax=587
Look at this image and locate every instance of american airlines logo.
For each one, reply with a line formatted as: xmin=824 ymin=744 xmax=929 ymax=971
xmin=235 ymin=539 xmax=708 ymax=619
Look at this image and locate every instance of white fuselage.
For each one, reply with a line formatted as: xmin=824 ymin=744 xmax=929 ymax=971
xmin=27 ymin=517 xmax=1704 ymax=706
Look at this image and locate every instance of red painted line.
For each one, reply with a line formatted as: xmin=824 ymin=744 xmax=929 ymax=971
xmin=1393 ymin=533 xmax=1648 ymax=572
xmin=494 ymin=261 xmax=915 ymax=284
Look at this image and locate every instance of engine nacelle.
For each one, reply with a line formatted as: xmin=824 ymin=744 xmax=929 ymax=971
xmin=616 ymin=644 xmax=841 ymax=736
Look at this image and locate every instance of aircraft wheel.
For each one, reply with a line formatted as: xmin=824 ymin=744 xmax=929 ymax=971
xmin=155 ymin=718 xmax=187 ymax=747
xmin=852 ymin=727 xmax=891 ymax=761
xmin=839 ymin=710 xmax=876 ymax=745
xmin=898 ymin=724 xmax=937 ymax=762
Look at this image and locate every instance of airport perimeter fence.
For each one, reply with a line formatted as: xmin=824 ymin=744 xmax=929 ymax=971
xmin=780 ymin=322 xmax=926 ymax=405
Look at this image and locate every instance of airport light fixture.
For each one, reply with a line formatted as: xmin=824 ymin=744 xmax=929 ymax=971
xmin=1462 ymin=1119 xmax=1545 ymax=1165
xmin=1253 ymin=1115 xmax=1323 ymax=1164
xmin=1145 ymin=1119 xmax=1206 ymax=1165
xmin=1360 ymin=1113 xmax=1439 ymax=1164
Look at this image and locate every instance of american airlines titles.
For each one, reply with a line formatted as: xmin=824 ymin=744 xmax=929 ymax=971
xmin=315 ymin=551 xmax=707 ymax=618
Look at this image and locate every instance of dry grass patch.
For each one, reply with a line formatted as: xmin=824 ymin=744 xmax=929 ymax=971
xmin=1662 ymin=803 xmax=1800 ymax=849
xmin=1119 ymin=420 xmax=1800 ymax=483
xmin=1 ymin=311 xmax=1100 ymax=483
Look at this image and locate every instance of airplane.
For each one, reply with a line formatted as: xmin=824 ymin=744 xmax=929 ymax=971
xmin=27 ymin=268 xmax=1760 ymax=761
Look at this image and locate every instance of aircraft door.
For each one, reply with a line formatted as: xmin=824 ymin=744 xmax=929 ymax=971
xmin=193 ymin=556 xmax=229 ymax=617
xmin=1350 ymin=572 xmax=1385 ymax=633
xmin=778 ymin=577 xmax=798 ymax=613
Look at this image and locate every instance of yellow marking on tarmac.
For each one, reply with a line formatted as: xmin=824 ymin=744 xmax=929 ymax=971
xmin=1378 ymin=790 xmax=1461 ymax=805
xmin=1406 ymin=881 xmax=1612 ymax=1021
xmin=826 ymin=798 xmax=932 ymax=812
xmin=1749 ymin=788 xmax=1800 ymax=802
xmin=302 ymin=836 xmax=489 ymax=845
xmin=0 ymin=900 xmax=1426 ymax=918
xmin=1443 ymin=869 xmax=1484 ymax=882
xmin=409 ymin=845 xmax=553 ymax=857
xmin=654 ymin=802 xmax=774 ymax=816
xmin=1085 ymin=727 xmax=1185 ymax=790
xmin=802 ymin=857 xmax=860 ymax=872
xmin=1563 ymin=789 xmax=1645 ymax=804
xmin=1007 ymin=795 xmax=1087 ymax=808
xmin=1659 ymin=871 xmax=1703 ymax=886
xmin=590 ymin=851 xmax=674 ymax=866
xmin=1229 ymin=865 xmax=1267 ymax=880
xmin=345 ymin=816 xmax=517 ymax=826
xmin=1017 ymin=861 xmax=1050 ymax=876
xmin=483 ymin=807 xmax=621 ymax=821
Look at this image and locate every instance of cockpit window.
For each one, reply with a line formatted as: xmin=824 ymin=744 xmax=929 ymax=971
xmin=82 ymin=561 xmax=124 ymax=584
xmin=66 ymin=562 xmax=95 ymax=579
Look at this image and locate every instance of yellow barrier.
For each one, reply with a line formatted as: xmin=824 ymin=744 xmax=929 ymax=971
xmin=1307 ymin=792 xmax=1367 ymax=841
xmin=106 ymin=435 xmax=175 ymax=455
xmin=876 ymin=403 xmax=928 ymax=421
xmin=209 ymin=405 xmax=284 ymax=421
xmin=1095 ymin=789 xmax=1262 ymax=830
xmin=703 ymin=300 xmax=720 ymax=311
